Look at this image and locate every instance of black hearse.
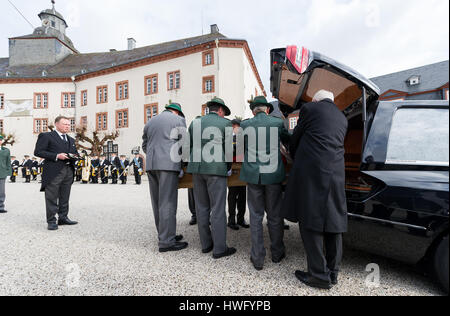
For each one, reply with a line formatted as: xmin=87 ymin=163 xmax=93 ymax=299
xmin=270 ymin=46 xmax=449 ymax=293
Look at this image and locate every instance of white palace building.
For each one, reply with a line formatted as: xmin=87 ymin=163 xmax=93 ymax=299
xmin=0 ymin=3 xmax=265 ymax=158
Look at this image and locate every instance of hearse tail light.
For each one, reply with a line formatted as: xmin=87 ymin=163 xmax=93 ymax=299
xmin=286 ymin=45 xmax=310 ymax=74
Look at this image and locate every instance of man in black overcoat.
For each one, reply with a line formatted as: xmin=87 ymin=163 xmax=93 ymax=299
xmin=34 ymin=116 xmax=79 ymax=231
xmin=282 ymin=90 xmax=348 ymax=290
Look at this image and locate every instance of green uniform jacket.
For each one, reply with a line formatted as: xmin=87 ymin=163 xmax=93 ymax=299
xmin=186 ymin=112 xmax=232 ymax=177
xmin=0 ymin=147 xmax=12 ymax=179
xmin=240 ymin=112 xmax=290 ymax=185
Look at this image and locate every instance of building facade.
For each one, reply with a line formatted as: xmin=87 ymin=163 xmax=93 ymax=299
xmin=0 ymin=4 xmax=265 ymax=158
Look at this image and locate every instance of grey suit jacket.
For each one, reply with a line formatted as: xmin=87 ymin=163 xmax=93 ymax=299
xmin=142 ymin=110 xmax=187 ymax=172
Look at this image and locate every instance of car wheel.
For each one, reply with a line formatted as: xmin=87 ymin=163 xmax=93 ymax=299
xmin=434 ymin=234 xmax=449 ymax=294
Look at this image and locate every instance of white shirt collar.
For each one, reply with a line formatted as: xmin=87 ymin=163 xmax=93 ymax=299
xmin=56 ymin=130 xmax=66 ymax=138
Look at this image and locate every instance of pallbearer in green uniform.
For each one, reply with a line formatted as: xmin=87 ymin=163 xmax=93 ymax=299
xmin=187 ymin=98 xmax=237 ymax=259
xmin=240 ymin=96 xmax=290 ymax=271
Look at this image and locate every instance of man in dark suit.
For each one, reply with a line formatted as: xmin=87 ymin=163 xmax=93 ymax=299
xmin=34 ymin=116 xmax=79 ymax=231
xmin=282 ymin=90 xmax=348 ymax=290
xmin=32 ymin=157 xmax=39 ymax=181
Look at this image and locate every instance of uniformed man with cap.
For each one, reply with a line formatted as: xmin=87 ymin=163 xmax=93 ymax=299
xmin=143 ymin=103 xmax=188 ymax=253
xmin=110 ymin=153 xmax=120 ymax=184
xmin=99 ymin=155 xmax=110 ymax=184
xmin=131 ymin=154 xmax=144 ymax=185
xmin=240 ymin=96 xmax=290 ymax=271
xmin=187 ymin=98 xmax=237 ymax=259
xmin=21 ymin=155 xmax=33 ymax=183
xmin=10 ymin=156 xmax=20 ymax=183
xmin=118 ymin=155 xmax=129 ymax=184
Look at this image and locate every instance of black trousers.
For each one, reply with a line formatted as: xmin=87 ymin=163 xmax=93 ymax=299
xmin=10 ymin=176 xmax=16 ymax=183
xmin=45 ymin=165 xmax=74 ymax=224
xmin=188 ymin=188 xmax=196 ymax=218
xmin=134 ymin=172 xmax=142 ymax=184
xmin=300 ymin=226 xmax=343 ymax=283
xmin=227 ymin=186 xmax=247 ymax=224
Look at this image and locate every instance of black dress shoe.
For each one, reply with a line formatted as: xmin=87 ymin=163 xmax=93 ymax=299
xmin=202 ymin=245 xmax=214 ymax=254
xmin=159 ymin=241 xmax=189 ymax=253
xmin=213 ymin=247 xmax=237 ymax=259
xmin=175 ymin=235 xmax=184 ymax=242
xmin=48 ymin=223 xmax=58 ymax=231
xmin=0 ymin=210 xmax=7 ymax=214
xmin=189 ymin=217 xmax=197 ymax=226
xmin=251 ymin=257 xmax=263 ymax=271
xmin=228 ymin=223 xmax=240 ymax=231
xmin=295 ymin=271 xmax=332 ymax=290
xmin=331 ymin=273 xmax=338 ymax=285
xmin=237 ymin=221 xmax=250 ymax=229
xmin=58 ymin=218 xmax=78 ymax=226
xmin=272 ymin=253 xmax=286 ymax=264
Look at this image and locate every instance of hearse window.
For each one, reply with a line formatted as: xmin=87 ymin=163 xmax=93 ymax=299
xmin=386 ymin=108 xmax=449 ymax=166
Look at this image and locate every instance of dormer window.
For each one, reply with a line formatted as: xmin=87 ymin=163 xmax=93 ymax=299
xmin=407 ymin=75 xmax=420 ymax=86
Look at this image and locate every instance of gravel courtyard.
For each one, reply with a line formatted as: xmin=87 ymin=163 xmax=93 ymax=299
xmin=0 ymin=181 xmax=444 ymax=296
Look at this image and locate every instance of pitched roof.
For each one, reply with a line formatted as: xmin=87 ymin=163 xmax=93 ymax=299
xmin=370 ymin=60 xmax=449 ymax=95
xmin=0 ymin=32 xmax=228 ymax=80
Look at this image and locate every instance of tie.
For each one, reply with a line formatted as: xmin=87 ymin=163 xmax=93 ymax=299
xmin=62 ymin=134 xmax=67 ymax=142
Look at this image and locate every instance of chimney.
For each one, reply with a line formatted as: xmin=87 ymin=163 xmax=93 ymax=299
xmin=210 ymin=24 xmax=219 ymax=34
xmin=127 ymin=38 xmax=136 ymax=50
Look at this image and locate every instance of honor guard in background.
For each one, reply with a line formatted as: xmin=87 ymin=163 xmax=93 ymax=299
xmin=240 ymin=96 xmax=290 ymax=271
xmin=119 ymin=155 xmax=129 ymax=185
xmin=32 ymin=157 xmax=39 ymax=181
xmin=143 ymin=103 xmax=188 ymax=253
xmin=38 ymin=158 xmax=44 ymax=183
xmin=131 ymin=154 xmax=144 ymax=185
xmin=75 ymin=158 xmax=83 ymax=182
xmin=99 ymin=155 xmax=110 ymax=184
xmin=187 ymin=98 xmax=236 ymax=259
xmin=22 ymin=155 xmax=33 ymax=183
xmin=0 ymin=135 xmax=12 ymax=214
xmin=227 ymin=119 xmax=249 ymax=231
xmin=81 ymin=151 xmax=91 ymax=184
xmin=10 ymin=156 xmax=19 ymax=183
xmin=110 ymin=153 xmax=120 ymax=184
xmin=91 ymin=155 xmax=100 ymax=184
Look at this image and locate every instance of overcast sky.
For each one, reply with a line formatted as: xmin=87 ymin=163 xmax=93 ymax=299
xmin=1 ymin=0 xmax=449 ymax=97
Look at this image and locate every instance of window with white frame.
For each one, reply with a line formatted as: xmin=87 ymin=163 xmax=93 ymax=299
xmin=116 ymin=109 xmax=129 ymax=128
xmin=116 ymin=81 xmax=129 ymax=100
xmin=70 ymin=118 xmax=76 ymax=132
xmin=62 ymin=92 xmax=75 ymax=108
xmin=145 ymin=104 xmax=158 ymax=123
xmin=168 ymin=71 xmax=181 ymax=90
xmin=145 ymin=75 xmax=158 ymax=95
xmin=34 ymin=93 xmax=48 ymax=109
xmin=81 ymin=90 xmax=88 ymax=106
xmin=0 ymin=94 xmax=4 ymax=109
